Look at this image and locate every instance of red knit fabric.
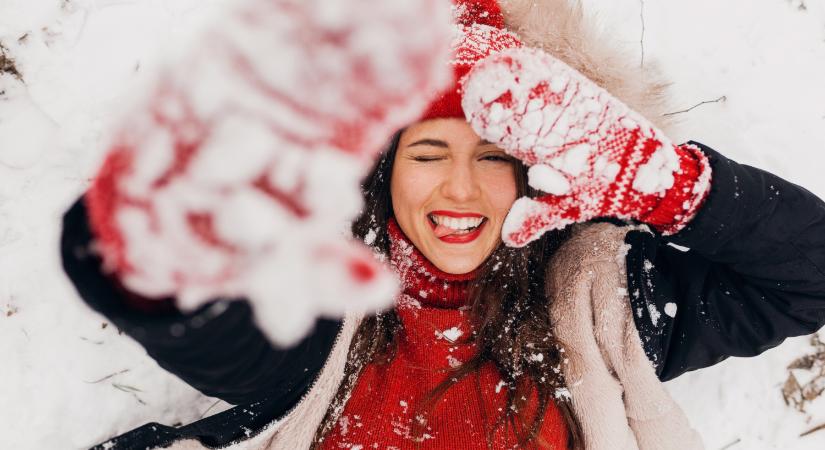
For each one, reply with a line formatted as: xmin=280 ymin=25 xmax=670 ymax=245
xmin=320 ymin=220 xmax=569 ymax=449
xmin=454 ymin=0 xmax=506 ymax=28
xmin=420 ymin=0 xmax=523 ymax=122
xmin=640 ymin=144 xmax=713 ymax=234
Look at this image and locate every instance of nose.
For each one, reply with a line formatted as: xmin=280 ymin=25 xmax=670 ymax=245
xmin=440 ymin=160 xmax=481 ymax=202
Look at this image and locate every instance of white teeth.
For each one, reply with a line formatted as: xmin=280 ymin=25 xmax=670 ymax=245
xmin=430 ymin=215 xmax=484 ymax=230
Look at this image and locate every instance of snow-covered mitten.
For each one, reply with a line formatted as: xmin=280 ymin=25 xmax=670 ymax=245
xmin=85 ymin=0 xmax=453 ymax=345
xmin=461 ymin=47 xmax=712 ymax=247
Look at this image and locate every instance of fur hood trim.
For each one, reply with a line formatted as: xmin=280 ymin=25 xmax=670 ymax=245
xmin=499 ymin=0 xmax=675 ymax=133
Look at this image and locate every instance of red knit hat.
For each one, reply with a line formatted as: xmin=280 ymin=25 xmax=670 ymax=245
xmin=419 ymin=0 xmax=523 ymax=121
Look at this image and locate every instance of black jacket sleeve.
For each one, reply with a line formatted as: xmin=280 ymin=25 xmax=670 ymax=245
xmin=61 ymin=198 xmax=341 ymax=448
xmin=624 ymin=142 xmax=825 ymax=382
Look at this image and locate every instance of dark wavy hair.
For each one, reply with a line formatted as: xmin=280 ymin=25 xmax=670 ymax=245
xmin=311 ymin=130 xmax=583 ymax=449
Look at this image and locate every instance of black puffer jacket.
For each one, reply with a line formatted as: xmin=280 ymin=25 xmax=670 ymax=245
xmin=62 ymin=142 xmax=825 ymax=449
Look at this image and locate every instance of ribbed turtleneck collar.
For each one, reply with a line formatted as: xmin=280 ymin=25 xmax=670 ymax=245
xmin=387 ymin=218 xmax=478 ymax=308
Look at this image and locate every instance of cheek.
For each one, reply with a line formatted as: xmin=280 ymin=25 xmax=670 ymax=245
xmin=390 ymin=162 xmax=436 ymax=220
xmin=481 ymin=168 xmax=519 ymax=214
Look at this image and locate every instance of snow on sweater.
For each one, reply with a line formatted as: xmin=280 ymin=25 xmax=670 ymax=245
xmin=319 ymin=219 xmax=569 ymax=449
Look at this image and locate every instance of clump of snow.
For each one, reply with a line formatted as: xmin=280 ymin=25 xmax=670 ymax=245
xmin=554 ymin=387 xmax=572 ymax=401
xmin=647 ymin=302 xmax=662 ymax=327
xmin=664 ymin=302 xmax=678 ymax=318
xmin=363 ymin=228 xmax=378 ymax=246
xmin=528 ymin=164 xmax=571 ymax=195
xmin=438 ymin=326 xmax=463 ymax=342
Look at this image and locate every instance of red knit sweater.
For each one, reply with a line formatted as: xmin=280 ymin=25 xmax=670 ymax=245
xmin=321 ymin=221 xmax=569 ymax=449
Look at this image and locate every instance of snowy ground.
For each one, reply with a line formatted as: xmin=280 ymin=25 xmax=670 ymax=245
xmin=2 ymin=0 xmax=825 ymax=448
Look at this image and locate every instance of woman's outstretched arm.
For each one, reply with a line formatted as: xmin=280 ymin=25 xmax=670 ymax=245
xmin=61 ymin=197 xmax=341 ymax=446
xmin=625 ymin=142 xmax=825 ymax=381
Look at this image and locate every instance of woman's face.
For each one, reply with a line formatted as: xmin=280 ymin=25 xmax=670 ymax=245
xmin=391 ymin=118 xmax=518 ymax=274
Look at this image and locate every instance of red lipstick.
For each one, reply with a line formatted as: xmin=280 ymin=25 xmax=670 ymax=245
xmin=427 ymin=210 xmax=487 ymax=244
xmin=437 ymin=221 xmax=486 ymax=243
xmin=429 ymin=210 xmax=484 ymax=218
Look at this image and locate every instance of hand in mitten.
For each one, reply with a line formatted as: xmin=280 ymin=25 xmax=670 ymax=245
xmin=86 ymin=0 xmax=453 ymax=345
xmin=461 ymin=47 xmax=712 ymax=247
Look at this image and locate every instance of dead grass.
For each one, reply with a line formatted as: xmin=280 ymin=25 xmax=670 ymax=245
xmin=0 ymin=43 xmax=22 ymax=80
xmin=782 ymin=334 xmax=825 ymax=413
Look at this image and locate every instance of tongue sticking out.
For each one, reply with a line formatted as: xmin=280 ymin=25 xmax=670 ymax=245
xmin=434 ymin=224 xmax=458 ymax=238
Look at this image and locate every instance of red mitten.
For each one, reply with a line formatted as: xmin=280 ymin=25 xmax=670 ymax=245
xmin=461 ymin=47 xmax=712 ymax=247
xmin=86 ymin=0 xmax=453 ymax=345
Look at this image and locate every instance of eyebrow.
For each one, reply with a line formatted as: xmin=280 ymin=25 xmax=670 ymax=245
xmin=407 ymin=138 xmax=495 ymax=148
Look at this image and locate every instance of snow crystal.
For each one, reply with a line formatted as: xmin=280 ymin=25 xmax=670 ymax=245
xmin=554 ymin=387 xmax=572 ymax=401
xmin=667 ymin=242 xmax=691 ymax=252
xmin=647 ymin=303 xmax=662 ymax=327
xmin=495 ymin=380 xmax=507 ymax=394
xmin=664 ymin=302 xmax=678 ymax=318
xmin=529 ymin=353 xmax=545 ymax=363
xmin=363 ymin=228 xmax=378 ymax=246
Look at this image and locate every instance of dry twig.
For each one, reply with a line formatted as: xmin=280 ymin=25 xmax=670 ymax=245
xmin=113 ymin=382 xmax=147 ymax=405
xmin=800 ymin=422 xmax=825 ymax=437
xmin=663 ymin=96 xmax=727 ymax=117
xmin=638 ymin=0 xmax=646 ymax=68
xmin=199 ymin=399 xmax=223 ymax=419
xmin=719 ymin=437 xmax=741 ymax=449
xmin=782 ymin=334 xmax=825 ymax=412
xmin=84 ymin=368 xmax=130 ymax=384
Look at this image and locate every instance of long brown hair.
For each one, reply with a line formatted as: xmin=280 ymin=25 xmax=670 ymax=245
xmin=311 ymin=131 xmax=583 ymax=449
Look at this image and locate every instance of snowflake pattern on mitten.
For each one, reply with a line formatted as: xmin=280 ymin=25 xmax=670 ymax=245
xmin=86 ymin=0 xmax=454 ymax=345
xmin=462 ymin=47 xmax=712 ymax=247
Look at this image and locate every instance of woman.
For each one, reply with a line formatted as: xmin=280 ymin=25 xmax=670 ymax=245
xmin=62 ymin=0 xmax=825 ymax=449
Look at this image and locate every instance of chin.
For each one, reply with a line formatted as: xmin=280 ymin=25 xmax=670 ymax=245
xmin=438 ymin=260 xmax=480 ymax=275
xmin=429 ymin=248 xmax=488 ymax=275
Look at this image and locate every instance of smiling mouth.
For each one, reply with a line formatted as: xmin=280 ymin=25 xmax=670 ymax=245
xmin=427 ymin=213 xmax=488 ymax=239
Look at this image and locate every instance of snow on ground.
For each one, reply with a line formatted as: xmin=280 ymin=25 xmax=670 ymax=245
xmin=2 ymin=0 xmax=825 ymax=448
